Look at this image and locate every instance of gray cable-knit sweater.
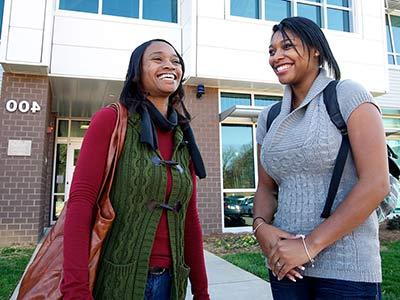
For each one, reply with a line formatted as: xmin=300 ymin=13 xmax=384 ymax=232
xmin=256 ymin=69 xmax=381 ymax=282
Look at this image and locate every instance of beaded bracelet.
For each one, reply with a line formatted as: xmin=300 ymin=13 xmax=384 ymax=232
xmin=296 ymin=234 xmax=315 ymax=267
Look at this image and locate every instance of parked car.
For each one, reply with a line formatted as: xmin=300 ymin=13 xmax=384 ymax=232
xmin=224 ymin=197 xmax=242 ymax=219
xmin=240 ymin=196 xmax=254 ymax=217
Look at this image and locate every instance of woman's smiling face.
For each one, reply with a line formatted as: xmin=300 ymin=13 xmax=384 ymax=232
xmin=268 ymin=30 xmax=319 ymax=86
xmin=140 ymin=41 xmax=183 ymax=99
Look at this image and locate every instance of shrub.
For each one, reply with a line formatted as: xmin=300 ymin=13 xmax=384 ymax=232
xmin=387 ymin=215 xmax=400 ymax=230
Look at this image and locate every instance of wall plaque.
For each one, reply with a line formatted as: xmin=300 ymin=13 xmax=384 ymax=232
xmin=7 ymin=140 xmax=32 ymax=156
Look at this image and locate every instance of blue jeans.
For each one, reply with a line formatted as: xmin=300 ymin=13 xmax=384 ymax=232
xmin=144 ymin=269 xmax=172 ymax=300
xmin=269 ymin=270 xmax=381 ymax=300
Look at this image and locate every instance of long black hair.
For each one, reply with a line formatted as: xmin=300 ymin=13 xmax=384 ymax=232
xmin=119 ymin=38 xmax=191 ymax=121
xmin=272 ymin=17 xmax=341 ymax=80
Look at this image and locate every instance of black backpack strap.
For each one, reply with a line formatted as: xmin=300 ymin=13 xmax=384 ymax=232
xmin=266 ymin=102 xmax=282 ymax=132
xmin=321 ymin=80 xmax=351 ymax=219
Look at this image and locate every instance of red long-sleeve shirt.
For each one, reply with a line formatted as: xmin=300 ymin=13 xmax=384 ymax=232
xmin=61 ymin=107 xmax=209 ymax=299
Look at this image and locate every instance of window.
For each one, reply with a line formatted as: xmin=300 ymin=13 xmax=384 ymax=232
xmin=222 ymin=125 xmax=255 ymax=190
xmin=231 ymin=0 xmax=260 ymax=19
xmin=0 ymin=0 xmax=4 ymax=39
xmin=143 ymin=0 xmax=177 ymax=23
xmin=103 ymin=0 xmax=139 ymax=18
xmin=220 ymin=92 xmax=281 ymax=229
xmin=266 ymin=0 xmax=291 ymax=22
xmin=59 ymin=0 xmax=98 ymax=13
xmin=229 ymin=0 xmax=352 ymax=32
xmin=220 ymin=93 xmax=251 ymax=112
xmin=59 ymin=0 xmax=178 ymax=23
xmin=220 ymin=92 xmax=281 ymax=112
xmin=386 ymin=14 xmax=400 ymax=65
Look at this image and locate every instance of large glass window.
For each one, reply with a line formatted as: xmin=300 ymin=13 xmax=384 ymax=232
xmin=386 ymin=14 xmax=400 ymax=65
xmin=220 ymin=93 xmax=251 ymax=112
xmin=220 ymin=92 xmax=281 ymax=229
xmin=222 ymin=125 xmax=255 ymax=189
xmin=231 ymin=0 xmax=259 ymax=19
xmin=230 ymin=0 xmax=352 ymax=32
xmin=143 ymin=0 xmax=177 ymax=23
xmin=59 ymin=0 xmax=98 ymax=13
xmin=265 ymin=0 xmax=291 ymax=22
xmin=0 ymin=0 xmax=4 ymax=39
xmin=59 ymin=0 xmax=178 ymax=23
xmin=297 ymin=3 xmax=322 ymax=27
xmin=102 ymin=0 xmax=139 ymax=18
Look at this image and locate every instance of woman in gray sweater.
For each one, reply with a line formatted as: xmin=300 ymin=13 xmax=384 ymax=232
xmin=253 ymin=17 xmax=388 ymax=299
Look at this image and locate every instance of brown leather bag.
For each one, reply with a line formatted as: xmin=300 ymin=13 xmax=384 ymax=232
xmin=17 ymin=102 xmax=128 ymax=300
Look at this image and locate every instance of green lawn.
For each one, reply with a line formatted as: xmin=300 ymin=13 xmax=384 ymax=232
xmin=223 ymin=241 xmax=400 ymax=299
xmin=0 ymin=246 xmax=35 ymax=300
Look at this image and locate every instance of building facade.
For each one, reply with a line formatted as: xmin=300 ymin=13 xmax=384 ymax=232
xmin=0 ymin=0 xmax=399 ymax=246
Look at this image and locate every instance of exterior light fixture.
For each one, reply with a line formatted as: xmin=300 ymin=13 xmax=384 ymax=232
xmin=196 ymin=84 xmax=205 ymax=99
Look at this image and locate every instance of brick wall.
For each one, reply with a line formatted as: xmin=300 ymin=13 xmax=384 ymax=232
xmin=184 ymin=86 xmax=222 ymax=234
xmin=0 ymin=73 xmax=52 ymax=246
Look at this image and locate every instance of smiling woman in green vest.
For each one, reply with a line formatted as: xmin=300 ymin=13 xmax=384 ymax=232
xmin=61 ymin=39 xmax=210 ymax=300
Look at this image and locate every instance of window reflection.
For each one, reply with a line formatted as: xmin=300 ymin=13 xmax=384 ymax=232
xmin=265 ymin=0 xmax=291 ymax=22
xmin=297 ymin=3 xmax=321 ymax=27
xmin=231 ymin=0 xmax=259 ymax=19
xmin=222 ymin=125 xmax=255 ymax=189
xmin=327 ymin=0 xmax=349 ymax=7
xmin=59 ymin=0 xmax=177 ymax=23
xmin=255 ymin=95 xmax=281 ymax=107
xmin=224 ymin=192 xmax=254 ymax=227
xmin=327 ymin=8 xmax=349 ymax=32
xmin=59 ymin=0 xmax=98 ymax=13
xmin=103 ymin=0 xmax=138 ymax=18
xmin=143 ymin=0 xmax=177 ymax=23
xmin=220 ymin=93 xmax=251 ymax=112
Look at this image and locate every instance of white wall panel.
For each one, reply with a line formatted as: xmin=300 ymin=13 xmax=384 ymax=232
xmin=376 ymin=69 xmax=400 ymax=108
xmin=10 ymin=0 xmax=45 ymax=29
xmin=362 ymin=16 xmax=386 ymax=42
xmin=198 ymin=0 xmax=224 ymax=19
xmin=181 ymin=0 xmax=196 ymax=77
xmin=51 ymin=45 xmax=130 ymax=79
xmin=197 ymin=46 xmax=274 ymax=83
xmin=3 ymin=0 xmax=47 ymax=64
xmin=6 ymin=27 xmax=43 ymax=62
xmin=197 ymin=18 xmax=271 ymax=51
xmin=51 ymin=14 xmax=182 ymax=78
xmin=340 ymin=63 xmax=388 ymax=95
xmin=53 ymin=16 xmax=181 ymax=51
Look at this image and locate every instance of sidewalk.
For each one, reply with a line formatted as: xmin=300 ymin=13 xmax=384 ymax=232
xmin=12 ymin=248 xmax=273 ymax=299
xmin=186 ymin=251 xmax=273 ymax=300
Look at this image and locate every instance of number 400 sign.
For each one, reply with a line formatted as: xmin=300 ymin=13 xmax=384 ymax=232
xmin=6 ymin=99 xmax=41 ymax=113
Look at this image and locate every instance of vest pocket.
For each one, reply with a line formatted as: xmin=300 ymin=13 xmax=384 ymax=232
xmin=94 ymin=258 xmax=136 ymax=299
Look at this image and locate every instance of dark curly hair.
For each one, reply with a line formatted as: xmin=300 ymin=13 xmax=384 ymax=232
xmin=272 ymin=17 xmax=341 ymax=80
xmin=119 ymin=38 xmax=191 ymax=121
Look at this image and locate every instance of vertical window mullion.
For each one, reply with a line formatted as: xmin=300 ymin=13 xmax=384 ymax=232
xmin=252 ymin=124 xmax=258 ymax=188
xmin=139 ymin=0 xmax=143 ymax=19
xmin=293 ymin=0 xmax=298 ymax=16
xmin=260 ymin=0 xmax=265 ymax=20
xmin=98 ymin=0 xmax=102 ymax=14
xmin=323 ymin=0 xmax=328 ymax=29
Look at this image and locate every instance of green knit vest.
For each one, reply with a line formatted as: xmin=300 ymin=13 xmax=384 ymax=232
xmin=93 ymin=114 xmax=193 ymax=300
